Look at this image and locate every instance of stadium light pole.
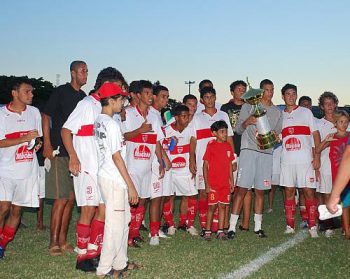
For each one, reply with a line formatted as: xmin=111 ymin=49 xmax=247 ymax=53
xmin=185 ymin=80 xmax=195 ymax=95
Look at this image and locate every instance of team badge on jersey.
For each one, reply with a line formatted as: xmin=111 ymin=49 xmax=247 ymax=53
xmin=285 ymin=137 xmax=301 ymax=151
xmin=134 ymin=145 xmax=151 ymax=160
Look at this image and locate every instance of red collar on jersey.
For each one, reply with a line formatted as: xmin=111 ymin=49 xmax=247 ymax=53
xmin=284 ymin=105 xmax=299 ymax=113
xmin=91 ymin=93 xmax=100 ymax=101
xmin=136 ymin=105 xmax=149 ymax=119
xmin=6 ymin=102 xmax=27 ymax=113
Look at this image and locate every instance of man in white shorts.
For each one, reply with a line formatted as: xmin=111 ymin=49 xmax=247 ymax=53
xmin=123 ymin=80 xmax=165 ymax=246
xmin=189 ymin=87 xmax=234 ymax=235
xmin=62 ymin=67 xmax=127 ymax=271
xmin=280 ymin=84 xmax=320 ymax=238
xmin=0 ymin=78 xmax=42 ymax=259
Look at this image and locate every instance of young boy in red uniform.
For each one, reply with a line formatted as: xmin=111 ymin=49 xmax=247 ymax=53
xmin=203 ymin=120 xmax=235 ymax=240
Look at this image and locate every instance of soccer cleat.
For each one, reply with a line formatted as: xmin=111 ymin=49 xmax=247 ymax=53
xmin=204 ymin=231 xmax=211 ymax=241
xmin=158 ymin=229 xmax=169 ymax=238
xmin=324 ymin=229 xmax=335 ymax=238
xmin=309 ymin=226 xmax=319 ymax=238
xmin=133 ymin=235 xmax=145 ymax=243
xmin=254 ymin=230 xmax=267 ymax=238
xmin=0 ymin=246 xmax=5 ymax=259
xmin=199 ymin=228 xmax=206 ymax=237
xmin=227 ymin=230 xmax=236 ymax=239
xmin=238 ymin=225 xmax=249 ymax=232
xmin=167 ymin=226 xmax=177 ymax=236
xmin=284 ymin=225 xmax=295 ymax=234
xmin=299 ymin=220 xmax=308 ymax=230
xmin=150 ymin=236 xmax=160 ymax=246
xmin=76 ymin=259 xmax=96 ymax=272
xmin=216 ymin=232 xmax=228 ymax=240
xmin=89 ymin=255 xmax=100 ymax=269
xmin=177 ymin=223 xmax=187 ymax=231
xmin=186 ymin=226 xmax=199 ymax=236
xmin=160 ymin=223 xmax=169 ymax=234
xmin=128 ymin=238 xmax=141 ymax=248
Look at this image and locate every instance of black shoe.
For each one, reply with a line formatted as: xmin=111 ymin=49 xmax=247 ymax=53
xmin=90 ymin=255 xmax=100 ymax=269
xmin=255 ymin=229 xmax=267 ymax=238
xmin=177 ymin=223 xmax=187 ymax=231
xmin=200 ymin=228 xmax=206 ymax=237
xmin=160 ymin=223 xmax=169 ymax=234
xmin=128 ymin=238 xmax=141 ymax=248
xmin=133 ymin=235 xmax=145 ymax=243
xmin=239 ymin=225 xmax=249 ymax=232
xmin=76 ymin=259 xmax=96 ymax=272
xmin=227 ymin=230 xmax=236 ymax=239
xmin=140 ymin=223 xmax=148 ymax=231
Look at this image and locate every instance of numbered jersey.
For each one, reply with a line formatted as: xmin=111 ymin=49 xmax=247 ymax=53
xmin=281 ymin=106 xmax=317 ymax=165
xmin=0 ymin=104 xmax=42 ymax=179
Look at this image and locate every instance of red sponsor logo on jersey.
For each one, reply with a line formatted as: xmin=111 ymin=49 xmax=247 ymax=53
xmin=15 ymin=145 xmax=34 ymax=162
xmin=172 ymin=157 xmax=186 ymax=168
xmin=285 ymin=137 xmax=301 ymax=151
xmin=134 ymin=145 xmax=151 ymax=160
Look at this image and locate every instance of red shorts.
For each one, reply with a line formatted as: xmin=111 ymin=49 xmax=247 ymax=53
xmin=207 ymin=189 xmax=230 ymax=205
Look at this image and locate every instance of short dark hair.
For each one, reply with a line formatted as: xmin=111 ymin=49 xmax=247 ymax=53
xmin=199 ymin=79 xmax=213 ymax=90
xmin=94 ymin=67 xmax=127 ymax=91
xmin=200 ymin=87 xmax=216 ymax=99
xmin=136 ymin=80 xmax=153 ymax=94
xmin=230 ymin=80 xmax=247 ymax=92
xmin=298 ymin=96 xmax=312 ymax=106
xmin=69 ymin=60 xmax=86 ymax=72
xmin=12 ymin=77 xmax=32 ymax=91
xmin=259 ymin=79 xmax=273 ymax=89
xmin=318 ymin=91 xmax=339 ymax=110
xmin=153 ymin=85 xmax=168 ymax=96
xmin=183 ymin=94 xmax=197 ymax=103
xmin=100 ymin=94 xmax=122 ymax=107
xmin=129 ymin=81 xmax=140 ymax=93
xmin=173 ymin=104 xmax=189 ymax=116
xmin=211 ymin=120 xmax=228 ymax=132
xmin=281 ymin=83 xmax=297 ymax=95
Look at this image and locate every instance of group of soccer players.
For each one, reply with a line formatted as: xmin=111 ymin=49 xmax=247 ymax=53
xmin=1 ymin=61 xmax=349 ymax=277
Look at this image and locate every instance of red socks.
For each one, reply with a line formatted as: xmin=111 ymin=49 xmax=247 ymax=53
xmin=163 ymin=200 xmax=175 ymax=227
xmin=129 ymin=206 xmax=145 ymax=240
xmin=0 ymin=225 xmax=16 ymax=249
xmin=299 ymin=206 xmax=308 ymax=222
xmin=305 ymin=199 xmax=318 ymax=228
xmin=198 ymin=198 xmax=208 ymax=229
xmin=89 ymin=219 xmax=104 ymax=254
xmin=150 ymin=221 xmax=161 ymax=237
xmin=187 ymin=197 xmax=197 ymax=228
xmin=284 ymin=199 xmax=296 ymax=228
xmin=76 ymin=223 xmax=90 ymax=254
xmin=178 ymin=214 xmax=187 ymax=227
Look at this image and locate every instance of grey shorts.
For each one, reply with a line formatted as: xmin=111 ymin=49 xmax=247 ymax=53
xmin=236 ymin=149 xmax=272 ymax=190
xmin=45 ymin=156 xmax=74 ymax=199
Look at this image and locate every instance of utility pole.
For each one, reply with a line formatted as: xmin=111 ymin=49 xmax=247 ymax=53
xmin=185 ymin=80 xmax=195 ymax=95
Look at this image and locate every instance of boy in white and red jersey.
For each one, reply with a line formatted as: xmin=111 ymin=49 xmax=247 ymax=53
xmin=61 ymin=67 xmax=127 ymax=271
xmin=122 ymin=80 xmax=165 ymax=246
xmin=0 ymin=78 xmax=42 ymax=259
xmin=189 ymin=87 xmax=234 ymax=236
xmin=280 ymin=84 xmax=320 ymax=238
xmin=164 ymin=105 xmax=199 ymax=235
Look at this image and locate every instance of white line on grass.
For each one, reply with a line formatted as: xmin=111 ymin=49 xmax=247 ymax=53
xmin=218 ymin=231 xmax=308 ymax=279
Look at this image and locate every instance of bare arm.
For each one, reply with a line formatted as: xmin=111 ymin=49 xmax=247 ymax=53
xmin=156 ymin=141 xmax=165 ymax=178
xmin=0 ymin=130 xmax=38 ymax=148
xmin=312 ymin=130 xmax=321 ymax=170
xmin=189 ymin=136 xmax=197 ymax=177
xmin=61 ymin=128 xmax=80 ymax=175
xmin=42 ymin=113 xmax=54 ymax=159
xmin=203 ymin=160 xmax=210 ymax=194
xmin=229 ymin=162 xmax=234 ymax=193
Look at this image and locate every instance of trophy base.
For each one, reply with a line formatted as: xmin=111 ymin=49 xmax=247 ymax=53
xmin=257 ymin=131 xmax=279 ymax=150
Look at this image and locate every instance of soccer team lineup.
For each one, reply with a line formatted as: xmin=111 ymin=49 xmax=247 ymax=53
xmin=1 ymin=61 xmax=350 ymax=278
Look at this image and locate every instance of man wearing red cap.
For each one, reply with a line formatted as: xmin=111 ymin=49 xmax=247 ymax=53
xmin=94 ymin=82 xmax=139 ymax=278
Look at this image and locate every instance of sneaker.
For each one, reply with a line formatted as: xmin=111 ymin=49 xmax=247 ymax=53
xmin=187 ymin=226 xmax=199 ymax=236
xmin=0 ymin=246 xmax=5 ymax=259
xmin=140 ymin=223 xmax=148 ymax=231
xmin=167 ymin=226 xmax=177 ymax=235
xmin=150 ymin=236 xmax=160 ymax=246
xmin=238 ymin=225 xmax=249 ymax=232
xmin=177 ymin=223 xmax=187 ymax=231
xmin=324 ymin=229 xmax=335 ymax=238
xmin=204 ymin=231 xmax=211 ymax=241
xmin=254 ymin=229 xmax=267 ymax=238
xmin=216 ymin=232 xmax=228 ymax=240
xmin=284 ymin=225 xmax=295 ymax=234
xmin=300 ymin=220 xmax=308 ymax=230
xmin=309 ymin=226 xmax=319 ymax=238
xmin=266 ymin=208 xmax=273 ymax=214
xmin=160 ymin=223 xmax=169 ymax=234
xmin=227 ymin=230 xmax=236 ymax=239
xmin=76 ymin=259 xmax=96 ymax=272
xmin=199 ymin=228 xmax=206 ymax=237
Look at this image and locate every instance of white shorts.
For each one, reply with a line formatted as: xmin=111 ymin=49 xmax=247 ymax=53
xmin=39 ymin=166 xmax=45 ymax=199
xmin=0 ymin=172 xmax=40 ymax=207
xmin=161 ymin=170 xmax=174 ymax=197
xmin=130 ymin=172 xmax=152 ymax=199
xmin=317 ymin=172 xmax=332 ymax=194
xmin=280 ymin=163 xmax=316 ymax=188
xmin=195 ymin=166 xmax=205 ymax=190
xmin=272 ymin=147 xmax=282 ymax=185
xmin=173 ymin=174 xmax=197 ymax=196
xmin=150 ymin=169 xmax=163 ymax=199
xmin=73 ymin=171 xmax=102 ymax=207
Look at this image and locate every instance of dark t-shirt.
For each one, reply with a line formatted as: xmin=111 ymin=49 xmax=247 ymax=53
xmin=43 ymin=83 xmax=86 ymax=157
xmin=221 ymin=101 xmax=243 ymax=156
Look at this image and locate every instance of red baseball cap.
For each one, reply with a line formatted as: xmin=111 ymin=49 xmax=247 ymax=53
xmin=98 ymin=83 xmax=129 ymax=98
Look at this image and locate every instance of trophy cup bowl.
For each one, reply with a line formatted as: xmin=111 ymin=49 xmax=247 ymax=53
xmin=241 ymin=88 xmax=279 ymax=150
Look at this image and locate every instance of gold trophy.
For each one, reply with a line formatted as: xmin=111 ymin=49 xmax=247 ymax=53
xmin=241 ymin=78 xmax=279 ymax=150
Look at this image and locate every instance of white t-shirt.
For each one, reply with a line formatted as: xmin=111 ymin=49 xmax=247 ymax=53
xmin=94 ymin=114 xmax=126 ymax=188
xmin=281 ymin=106 xmax=317 ymax=165
xmin=164 ymin=123 xmax=194 ymax=176
xmin=191 ymin=109 xmax=233 ymax=169
xmin=122 ymin=106 xmax=164 ymax=176
xmin=0 ymin=105 xmax=42 ymax=179
xmin=317 ymin=117 xmax=336 ymax=175
xmin=63 ymin=94 xmax=101 ymax=174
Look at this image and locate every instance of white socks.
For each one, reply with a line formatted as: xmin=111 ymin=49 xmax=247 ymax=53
xmin=228 ymin=214 xmax=239 ymax=232
xmin=254 ymin=213 xmax=263 ymax=232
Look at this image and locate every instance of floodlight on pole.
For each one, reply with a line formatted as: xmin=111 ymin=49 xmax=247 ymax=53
xmin=185 ymin=80 xmax=195 ymax=95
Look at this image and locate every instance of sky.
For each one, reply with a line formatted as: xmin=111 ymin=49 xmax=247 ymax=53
xmin=1 ymin=0 xmax=350 ymax=106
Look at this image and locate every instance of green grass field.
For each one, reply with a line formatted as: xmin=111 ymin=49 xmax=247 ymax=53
xmin=1 ymin=191 xmax=349 ymax=279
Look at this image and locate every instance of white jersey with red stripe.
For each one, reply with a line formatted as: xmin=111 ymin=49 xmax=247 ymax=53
xmin=164 ymin=123 xmax=193 ymax=176
xmin=317 ymin=117 xmax=336 ymax=175
xmin=281 ymin=106 xmax=317 ymax=165
xmin=122 ymin=106 xmax=164 ymax=180
xmin=63 ymin=94 xmax=101 ymax=175
xmin=192 ymin=109 xmax=233 ymax=169
xmin=0 ymin=104 xmax=42 ymax=179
